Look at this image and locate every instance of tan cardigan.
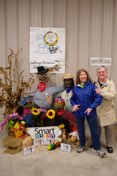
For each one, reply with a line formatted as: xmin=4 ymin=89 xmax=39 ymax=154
xmin=95 ymin=79 xmax=117 ymax=126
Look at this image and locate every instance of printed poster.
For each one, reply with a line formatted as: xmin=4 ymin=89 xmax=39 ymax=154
xmin=30 ymin=27 xmax=65 ymax=73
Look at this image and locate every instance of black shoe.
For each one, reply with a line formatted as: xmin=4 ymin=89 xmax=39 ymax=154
xmin=106 ymin=146 xmax=113 ymax=153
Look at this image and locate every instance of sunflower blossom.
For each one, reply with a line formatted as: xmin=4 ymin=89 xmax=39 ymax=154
xmin=58 ymin=123 xmax=65 ymax=129
xmin=46 ymin=109 xmax=55 ymax=119
xmin=31 ymin=108 xmax=40 ymax=116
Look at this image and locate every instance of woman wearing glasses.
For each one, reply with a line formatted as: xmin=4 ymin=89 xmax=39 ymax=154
xmin=95 ymin=66 xmax=117 ymax=153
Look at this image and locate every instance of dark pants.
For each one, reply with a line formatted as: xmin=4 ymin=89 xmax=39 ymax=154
xmin=76 ymin=115 xmax=101 ymax=150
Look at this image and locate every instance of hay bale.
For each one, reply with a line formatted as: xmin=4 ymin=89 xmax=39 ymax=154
xmin=3 ymin=136 xmax=23 ymax=154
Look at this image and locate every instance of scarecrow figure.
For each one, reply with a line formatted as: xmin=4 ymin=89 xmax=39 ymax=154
xmin=61 ymin=72 xmax=75 ymax=111
xmin=37 ymin=65 xmax=49 ymax=83
xmin=32 ymin=65 xmax=64 ymax=109
xmin=57 ymin=72 xmax=77 ymax=132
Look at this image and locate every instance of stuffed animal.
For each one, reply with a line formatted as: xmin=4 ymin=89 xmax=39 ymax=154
xmin=68 ymin=131 xmax=80 ymax=147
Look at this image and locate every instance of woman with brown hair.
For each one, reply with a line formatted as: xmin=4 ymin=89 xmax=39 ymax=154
xmin=70 ymin=69 xmax=106 ymax=157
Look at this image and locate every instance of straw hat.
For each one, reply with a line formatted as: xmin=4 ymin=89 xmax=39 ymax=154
xmin=62 ymin=72 xmax=74 ymax=79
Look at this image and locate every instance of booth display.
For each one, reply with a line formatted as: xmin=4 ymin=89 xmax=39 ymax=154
xmin=0 ymin=50 xmax=79 ymax=155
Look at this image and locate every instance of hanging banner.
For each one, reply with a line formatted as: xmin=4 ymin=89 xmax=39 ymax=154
xmin=30 ymin=27 xmax=65 ymax=73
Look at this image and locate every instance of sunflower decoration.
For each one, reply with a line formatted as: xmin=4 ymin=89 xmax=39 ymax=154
xmin=31 ymin=108 xmax=40 ymax=116
xmin=46 ymin=109 xmax=56 ymax=119
xmin=58 ymin=123 xmax=65 ymax=129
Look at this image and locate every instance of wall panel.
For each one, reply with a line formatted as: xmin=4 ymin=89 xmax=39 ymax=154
xmin=53 ymin=0 xmax=66 ymax=85
xmin=103 ymin=0 xmax=113 ymax=56
xmin=30 ymin=0 xmax=41 ymax=27
xmin=6 ymin=0 xmax=18 ymax=53
xmin=66 ymin=0 xmax=78 ymax=81
xmin=89 ymin=0 xmax=102 ymax=80
xmin=112 ymin=1 xmax=117 ymax=82
xmin=102 ymin=0 xmax=114 ymax=77
xmin=29 ymin=0 xmax=42 ymax=90
xmin=17 ymin=0 xmax=30 ymax=80
xmin=0 ymin=0 xmax=5 ymax=66
xmin=41 ymin=0 xmax=54 ymax=27
xmin=78 ymin=0 xmax=90 ymax=70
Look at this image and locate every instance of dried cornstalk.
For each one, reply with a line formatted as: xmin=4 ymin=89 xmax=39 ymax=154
xmin=0 ymin=49 xmax=34 ymax=116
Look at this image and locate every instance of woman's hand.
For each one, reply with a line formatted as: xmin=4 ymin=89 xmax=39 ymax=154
xmin=85 ymin=108 xmax=92 ymax=115
xmin=95 ymin=88 xmax=102 ymax=94
xmin=72 ymin=105 xmax=80 ymax=112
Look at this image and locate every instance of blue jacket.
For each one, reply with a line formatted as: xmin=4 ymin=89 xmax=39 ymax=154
xmin=70 ymin=81 xmax=102 ymax=118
